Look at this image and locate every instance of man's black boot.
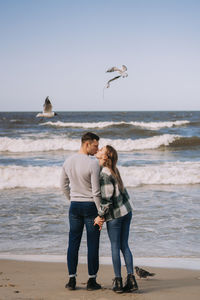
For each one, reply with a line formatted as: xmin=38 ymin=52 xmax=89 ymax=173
xmin=65 ymin=276 xmax=76 ymax=290
xmin=112 ymin=277 xmax=123 ymax=293
xmin=87 ymin=278 xmax=101 ymax=290
xmin=123 ymin=274 xmax=138 ymax=292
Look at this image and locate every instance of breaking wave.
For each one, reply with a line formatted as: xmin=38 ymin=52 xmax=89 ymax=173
xmin=41 ymin=120 xmax=190 ymax=130
xmin=0 ymin=134 xmax=180 ymax=152
xmin=1 ymin=134 xmax=199 ymax=153
xmin=1 ymin=162 xmax=200 ymax=189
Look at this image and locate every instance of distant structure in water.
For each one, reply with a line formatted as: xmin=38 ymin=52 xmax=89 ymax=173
xmin=36 ymin=97 xmax=57 ymax=118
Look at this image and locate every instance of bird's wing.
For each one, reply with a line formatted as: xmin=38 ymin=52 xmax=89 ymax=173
xmin=43 ymin=98 xmax=52 ymax=113
xmin=106 ymin=67 xmax=121 ymax=73
xmin=140 ymin=268 xmax=154 ymax=277
xmin=106 ymin=75 xmax=121 ymax=88
xmin=122 ymin=65 xmax=127 ymax=71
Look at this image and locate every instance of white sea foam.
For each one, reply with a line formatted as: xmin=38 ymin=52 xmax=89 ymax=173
xmin=130 ymin=120 xmax=190 ymax=129
xmin=0 ymin=254 xmax=200 ymax=270
xmin=1 ymin=161 xmax=200 ymax=189
xmin=0 ymin=134 xmax=180 ymax=152
xmin=41 ymin=120 xmax=190 ymax=130
xmin=0 ymin=137 xmax=80 ymax=152
xmin=41 ymin=121 xmax=124 ymax=128
xmin=101 ymin=134 xmax=180 ymax=151
xmin=119 ymin=162 xmax=200 ymax=186
xmin=0 ymin=166 xmax=61 ymax=189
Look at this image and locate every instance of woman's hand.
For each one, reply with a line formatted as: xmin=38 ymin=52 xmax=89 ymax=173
xmin=94 ymin=216 xmax=105 ymax=231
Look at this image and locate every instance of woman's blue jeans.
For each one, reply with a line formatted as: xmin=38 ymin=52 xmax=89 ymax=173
xmin=67 ymin=201 xmax=100 ymax=277
xmin=106 ymin=211 xmax=133 ymax=277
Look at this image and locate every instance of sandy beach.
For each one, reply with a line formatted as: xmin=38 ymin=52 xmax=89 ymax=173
xmin=0 ymin=260 xmax=200 ymax=300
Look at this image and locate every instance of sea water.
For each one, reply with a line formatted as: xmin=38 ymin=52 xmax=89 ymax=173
xmin=0 ymin=111 xmax=200 ymax=269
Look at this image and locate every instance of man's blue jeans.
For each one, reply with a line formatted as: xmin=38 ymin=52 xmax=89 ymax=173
xmin=67 ymin=201 xmax=100 ymax=277
xmin=106 ymin=211 xmax=133 ymax=277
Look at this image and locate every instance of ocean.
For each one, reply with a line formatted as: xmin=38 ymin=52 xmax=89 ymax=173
xmin=0 ymin=111 xmax=200 ymax=269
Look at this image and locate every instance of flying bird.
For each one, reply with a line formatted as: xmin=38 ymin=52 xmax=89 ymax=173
xmin=36 ymin=97 xmax=57 ymax=118
xmin=135 ymin=266 xmax=156 ymax=279
xmin=106 ymin=65 xmax=128 ymax=88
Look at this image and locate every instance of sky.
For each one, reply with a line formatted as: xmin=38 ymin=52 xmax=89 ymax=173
xmin=0 ymin=0 xmax=200 ymax=111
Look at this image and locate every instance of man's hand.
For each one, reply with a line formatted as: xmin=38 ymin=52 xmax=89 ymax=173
xmin=94 ymin=216 xmax=105 ymax=231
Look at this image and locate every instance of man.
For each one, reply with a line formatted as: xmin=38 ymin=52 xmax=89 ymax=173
xmin=61 ymin=132 xmax=102 ymax=291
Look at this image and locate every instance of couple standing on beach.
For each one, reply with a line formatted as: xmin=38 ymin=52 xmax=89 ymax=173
xmin=61 ymin=132 xmax=138 ymax=293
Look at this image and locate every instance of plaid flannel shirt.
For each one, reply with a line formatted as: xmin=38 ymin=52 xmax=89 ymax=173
xmin=98 ymin=167 xmax=132 ymax=221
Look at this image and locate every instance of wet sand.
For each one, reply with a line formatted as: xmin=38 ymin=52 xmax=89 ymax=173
xmin=0 ymin=260 xmax=200 ymax=300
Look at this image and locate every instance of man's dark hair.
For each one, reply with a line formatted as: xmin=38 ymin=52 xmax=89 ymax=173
xmin=81 ymin=132 xmax=100 ymax=144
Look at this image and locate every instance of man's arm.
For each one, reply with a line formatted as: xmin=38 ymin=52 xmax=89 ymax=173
xmin=60 ymin=166 xmax=70 ymax=200
xmin=90 ymin=160 xmax=101 ymax=210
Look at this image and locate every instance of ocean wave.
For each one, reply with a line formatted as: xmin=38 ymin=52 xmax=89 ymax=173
xmin=41 ymin=120 xmax=190 ymax=130
xmin=120 ymin=162 xmax=200 ymax=186
xmin=169 ymin=136 xmax=200 ymax=148
xmin=105 ymin=134 xmax=180 ymax=151
xmin=1 ymin=135 xmax=199 ymax=153
xmin=9 ymin=119 xmax=25 ymax=124
xmin=1 ymin=162 xmax=200 ymax=189
xmin=41 ymin=121 xmax=124 ymax=128
xmin=0 ymin=134 xmax=184 ymax=153
xmin=0 ymin=137 xmax=80 ymax=152
xmin=0 ymin=166 xmax=61 ymax=189
xmin=131 ymin=120 xmax=189 ymax=129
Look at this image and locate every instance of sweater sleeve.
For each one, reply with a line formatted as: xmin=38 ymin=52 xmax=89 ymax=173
xmin=90 ymin=160 xmax=101 ymax=210
xmin=60 ymin=165 xmax=71 ymax=200
xmin=98 ymin=172 xmax=114 ymax=217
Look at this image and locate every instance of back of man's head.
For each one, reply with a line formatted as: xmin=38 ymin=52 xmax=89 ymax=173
xmin=81 ymin=132 xmax=100 ymax=144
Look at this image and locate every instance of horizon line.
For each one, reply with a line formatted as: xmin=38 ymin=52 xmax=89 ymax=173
xmin=0 ymin=110 xmax=200 ymax=113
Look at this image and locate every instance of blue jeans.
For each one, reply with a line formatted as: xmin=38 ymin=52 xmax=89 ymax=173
xmin=67 ymin=201 xmax=100 ymax=277
xmin=106 ymin=211 xmax=133 ymax=277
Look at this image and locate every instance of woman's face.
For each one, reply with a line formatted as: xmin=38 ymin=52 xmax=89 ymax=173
xmin=95 ymin=146 xmax=107 ymax=160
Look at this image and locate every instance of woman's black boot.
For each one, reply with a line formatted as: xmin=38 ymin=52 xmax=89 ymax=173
xmin=123 ymin=274 xmax=138 ymax=292
xmin=112 ymin=277 xmax=123 ymax=293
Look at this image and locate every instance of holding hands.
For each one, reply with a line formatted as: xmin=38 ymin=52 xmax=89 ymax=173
xmin=94 ymin=216 xmax=105 ymax=231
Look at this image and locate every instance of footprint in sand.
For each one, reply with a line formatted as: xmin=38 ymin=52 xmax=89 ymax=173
xmin=8 ymin=283 xmax=16 ymax=287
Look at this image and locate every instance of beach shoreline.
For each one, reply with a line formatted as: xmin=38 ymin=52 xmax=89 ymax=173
xmin=1 ymin=254 xmax=200 ymax=270
xmin=0 ymin=260 xmax=200 ymax=300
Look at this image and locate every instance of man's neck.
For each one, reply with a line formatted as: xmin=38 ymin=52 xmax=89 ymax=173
xmin=79 ymin=147 xmax=88 ymax=155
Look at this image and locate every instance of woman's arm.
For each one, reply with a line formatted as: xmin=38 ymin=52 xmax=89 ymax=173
xmin=98 ymin=172 xmax=114 ymax=218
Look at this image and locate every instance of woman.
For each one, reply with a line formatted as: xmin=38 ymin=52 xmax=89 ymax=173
xmin=94 ymin=145 xmax=138 ymax=293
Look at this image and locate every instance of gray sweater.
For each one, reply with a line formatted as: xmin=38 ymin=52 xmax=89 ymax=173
xmin=61 ymin=153 xmax=101 ymax=210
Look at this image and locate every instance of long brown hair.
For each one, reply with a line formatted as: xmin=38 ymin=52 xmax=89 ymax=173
xmin=103 ymin=145 xmax=124 ymax=192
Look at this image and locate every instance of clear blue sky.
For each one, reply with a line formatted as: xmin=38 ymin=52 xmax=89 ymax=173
xmin=0 ymin=0 xmax=200 ymax=111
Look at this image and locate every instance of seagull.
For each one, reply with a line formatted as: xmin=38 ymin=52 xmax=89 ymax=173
xmin=106 ymin=65 xmax=128 ymax=88
xmin=135 ymin=266 xmax=156 ymax=279
xmin=36 ymin=97 xmax=57 ymax=118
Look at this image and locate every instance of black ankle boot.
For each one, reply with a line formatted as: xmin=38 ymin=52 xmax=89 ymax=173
xmin=65 ymin=276 xmax=76 ymax=290
xmin=123 ymin=274 xmax=138 ymax=293
xmin=87 ymin=278 xmax=101 ymax=290
xmin=112 ymin=277 xmax=123 ymax=293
